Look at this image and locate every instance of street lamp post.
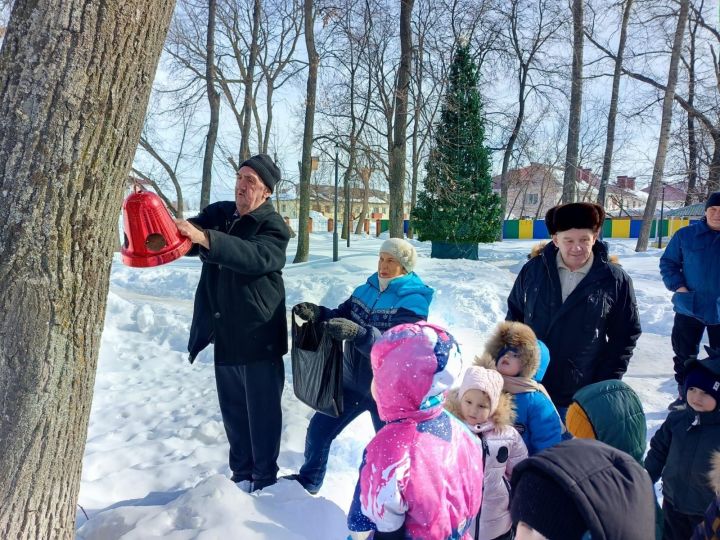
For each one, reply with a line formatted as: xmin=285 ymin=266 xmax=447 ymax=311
xmin=333 ymin=144 xmax=339 ymax=262
xmin=658 ymin=183 xmax=666 ymax=249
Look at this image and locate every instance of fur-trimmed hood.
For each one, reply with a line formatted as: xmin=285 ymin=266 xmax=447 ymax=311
xmin=476 ymin=321 xmax=544 ymax=379
xmin=711 ymin=451 xmax=720 ymax=495
xmin=445 ymin=387 xmax=517 ymax=429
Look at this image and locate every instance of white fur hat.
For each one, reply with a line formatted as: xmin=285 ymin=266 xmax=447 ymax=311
xmin=459 ymin=366 xmax=504 ymax=415
xmin=380 ymin=238 xmax=417 ymax=273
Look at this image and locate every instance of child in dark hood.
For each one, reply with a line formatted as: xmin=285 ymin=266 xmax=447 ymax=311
xmin=646 ymin=347 xmax=720 ymax=540
xmin=510 ymin=438 xmax=655 ymax=540
xmin=475 ymin=321 xmax=563 ymax=454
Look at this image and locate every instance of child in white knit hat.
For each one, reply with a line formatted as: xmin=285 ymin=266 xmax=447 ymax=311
xmin=446 ymin=366 xmax=528 ymax=540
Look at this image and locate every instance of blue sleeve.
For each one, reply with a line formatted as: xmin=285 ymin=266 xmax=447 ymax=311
xmin=319 ymin=297 xmax=353 ymax=322
xmin=659 ymin=232 xmax=686 ymax=292
xmin=526 ymin=393 xmax=563 ymax=453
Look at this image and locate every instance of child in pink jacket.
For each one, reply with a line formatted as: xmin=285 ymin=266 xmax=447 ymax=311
xmin=347 ymin=322 xmax=485 ymax=539
xmin=446 ymin=366 xmax=528 ymax=540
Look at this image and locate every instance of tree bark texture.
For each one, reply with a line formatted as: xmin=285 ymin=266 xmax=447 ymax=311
xmin=201 ymin=0 xmax=220 ymax=209
xmin=562 ymin=0 xmax=584 ymax=203
xmin=597 ymin=0 xmax=633 ymax=207
xmin=293 ymin=0 xmax=318 ymax=263
xmin=388 ymin=0 xmax=413 ymax=238
xmin=636 ymin=0 xmax=690 ymax=251
xmin=0 ymin=1 xmax=175 ymax=537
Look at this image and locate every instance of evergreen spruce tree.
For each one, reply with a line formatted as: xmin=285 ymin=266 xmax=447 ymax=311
xmin=411 ymin=42 xmax=501 ymax=253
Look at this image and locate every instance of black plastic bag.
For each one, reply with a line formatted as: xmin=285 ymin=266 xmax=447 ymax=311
xmin=291 ymin=313 xmax=344 ymax=417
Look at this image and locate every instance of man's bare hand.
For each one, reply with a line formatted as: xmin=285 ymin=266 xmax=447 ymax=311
xmin=175 ymin=219 xmax=209 ymax=249
xmin=675 ymin=286 xmax=689 ymax=293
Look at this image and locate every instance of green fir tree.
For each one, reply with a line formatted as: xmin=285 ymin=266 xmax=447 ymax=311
xmin=411 ymin=43 xmax=501 ymax=245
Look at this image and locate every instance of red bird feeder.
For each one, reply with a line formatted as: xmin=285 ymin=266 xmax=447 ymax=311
xmin=121 ymin=184 xmax=192 ymax=268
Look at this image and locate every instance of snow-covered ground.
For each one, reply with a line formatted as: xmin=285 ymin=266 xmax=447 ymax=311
xmin=76 ymin=233 xmax=684 ymax=539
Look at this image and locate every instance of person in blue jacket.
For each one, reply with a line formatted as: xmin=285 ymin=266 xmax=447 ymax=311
xmin=660 ymin=192 xmax=720 ymax=410
xmin=285 ymin=238 xmax=434 ymax=494
xmin=475 ymin=321 xmax=563 ymax=454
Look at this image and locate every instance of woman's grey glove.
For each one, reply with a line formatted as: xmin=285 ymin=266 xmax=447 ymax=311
xmin=325 ymin=318 xmax=366 ymax=341
xmin=294 ymin=302 xmax=320 ymax=322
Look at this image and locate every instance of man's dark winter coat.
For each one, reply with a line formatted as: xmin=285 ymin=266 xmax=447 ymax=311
xmin=507 ymin=240 xmax=641 ymax=407
xmin=187 ymin=200 xmax=290 ymax=364
xmin=645 ymin=407 xmax=720 ymax=517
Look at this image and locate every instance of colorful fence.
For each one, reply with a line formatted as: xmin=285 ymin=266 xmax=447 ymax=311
xmin=502 ymin=218 xmax=695 ymax=240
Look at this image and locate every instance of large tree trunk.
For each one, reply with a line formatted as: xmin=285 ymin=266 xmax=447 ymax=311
xmin=201 ymin=0 xmax=220 ymax=209
xmin=293 ymin=0 xmax=318 ymax=263
xmin=0 ymin=1 xmax=174 ymax=538
xmin=597 ymin=0 xmax=633 ymax=207
xmin=388 ymin=0 xmax=413 ymax=238
xmin=684 ymin=9 xmax=699 ymax=206
xmin=355 ymin=167 xmax=371 ymax=234
xmin=636 ymin=0 xmax=690 ymax=251
xmin=239 ymin=0 xmax=260 ymax=161
xmin=562 ymin=0 xmax=584 ymax=203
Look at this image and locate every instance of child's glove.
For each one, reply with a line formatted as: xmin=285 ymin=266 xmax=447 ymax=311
xmin=294 ymin=302 xmax=320 ymax=322
xmin=325 ymin=318 xmax=366 ymax=341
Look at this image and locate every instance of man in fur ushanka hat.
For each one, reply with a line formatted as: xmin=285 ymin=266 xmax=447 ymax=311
xmin=506 ymin=202 xmax=641 ymax=420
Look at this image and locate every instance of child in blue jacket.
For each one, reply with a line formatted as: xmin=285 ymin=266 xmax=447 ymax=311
xmin=475 ymin=321 xmax=563 ymax=455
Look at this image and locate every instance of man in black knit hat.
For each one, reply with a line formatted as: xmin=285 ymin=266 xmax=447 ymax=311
xmin=176 ymin=154 xmax=289 ymax=492
xmin=660 ymin=191 xmax=720 ymax=411
xmin=507 ymin=202 xmax=641 ymax=421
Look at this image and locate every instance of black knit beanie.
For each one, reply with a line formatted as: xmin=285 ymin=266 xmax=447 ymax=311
xmin=706 ymin=192 xmax=720 ymax=210
xmin=510 ymin=469 xmax=589 ymax=540
xmin=240 ymin=154 xmax=281 ymax=193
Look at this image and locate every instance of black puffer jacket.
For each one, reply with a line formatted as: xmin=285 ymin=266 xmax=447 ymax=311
xmin=645 ymin=407 xmax=720 ymax=516
xmin=507 ymin=241 xmax=641 ymax=407
xmin=187 ymin=200 xmax=290 ymax=364
xmin=511 ymin=438 xmax=655 ymax=540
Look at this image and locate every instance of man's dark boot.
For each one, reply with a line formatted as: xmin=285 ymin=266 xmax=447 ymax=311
xmin=668 ymin=383 xmax=687 ymax=411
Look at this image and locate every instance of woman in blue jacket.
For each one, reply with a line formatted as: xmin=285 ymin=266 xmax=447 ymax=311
xmin=286 ymin=238 xmax=434 ymax=494
xmin=660 ymin=192 xmax=720 ymax=409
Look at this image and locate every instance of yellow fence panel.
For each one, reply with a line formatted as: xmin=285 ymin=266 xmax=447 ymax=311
xmin=612 ymin=219 xmax=631 ymax=238
xmin=518 ymin=220 xmax=534 ymax=239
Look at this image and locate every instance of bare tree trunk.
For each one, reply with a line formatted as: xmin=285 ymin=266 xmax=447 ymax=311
xmin=355 ymin=167 xmax=371 ymax=234
xmin=562 ymin=0 xmax=584 ymax=203
xmin=388 ymin=0 xmax=414 ymax=238
xmin=0 ymin=1 xmax=174 ymax=537
xmin=636 ymin=0 xmax=690 ymax=251
xmin=684 ymin=7 xmax=699 ymax=206
xmin=239 ymin=0 xmax=261 ymax=161
xmin=597 ymin=0 xmax=633 ymax=206
xmin=293 ymin=0 xmax=318 ymax=263
xmin=201 ymin=0 xmax=220 ymax=209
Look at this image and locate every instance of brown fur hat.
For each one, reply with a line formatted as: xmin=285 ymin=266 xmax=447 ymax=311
xmin=545 ymin=202 xmax=605 ymax=235
xmin=475 ymin=321 xmax=540 ymax=379
xmin=445 ymin=387 xmax=516 ymax=428
xmin=710 ymin=451 xmax=720 ymax=495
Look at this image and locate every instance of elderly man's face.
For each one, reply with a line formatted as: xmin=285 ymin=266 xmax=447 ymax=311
xmin=235 ymin=166 xmax=270 ymax=216
xmin=552 ymin=228 xmax=598 ymax=271
xmin=706 ymin=205 xmax=720 ymax=231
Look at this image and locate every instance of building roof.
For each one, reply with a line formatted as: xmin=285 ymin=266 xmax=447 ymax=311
xmin=640 ymin=182 xmax=687 ymax=202
xmin=665 ymin=203 xmax=705 ymax=217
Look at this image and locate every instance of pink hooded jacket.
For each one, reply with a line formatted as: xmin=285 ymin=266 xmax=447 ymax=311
xmin=347 ymin=322 xmax=485 ymax=539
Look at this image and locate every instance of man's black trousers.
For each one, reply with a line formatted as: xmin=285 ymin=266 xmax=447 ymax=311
xmin=214 ymin=358 xmax=284 ymax=488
